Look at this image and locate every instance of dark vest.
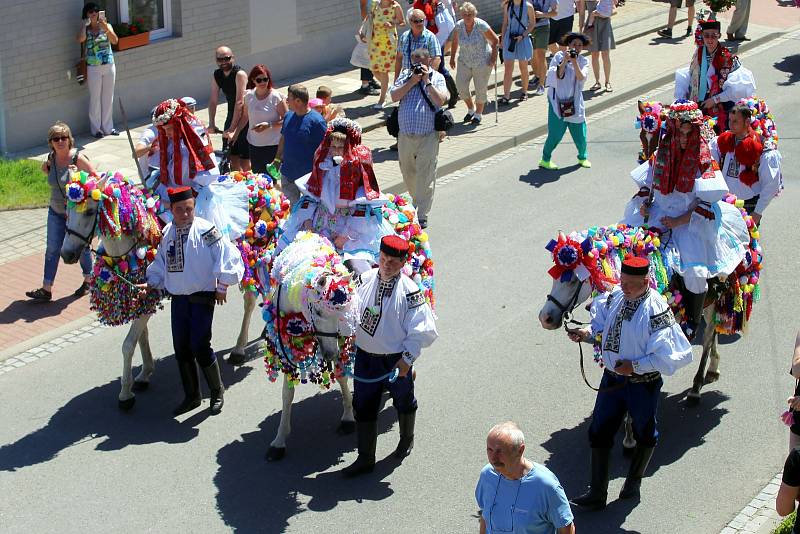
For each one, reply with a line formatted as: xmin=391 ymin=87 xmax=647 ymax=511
xmin=213 ymin=65 xmax=242 ymax=129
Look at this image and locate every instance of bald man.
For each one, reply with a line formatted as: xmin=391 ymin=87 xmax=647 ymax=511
xmin=209 ymin=45 xmax=250 ymax=172
xmin=476 ymin=422 xmax=575 ymax=534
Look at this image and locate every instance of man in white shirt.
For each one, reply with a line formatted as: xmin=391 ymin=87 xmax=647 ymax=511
xmin=144 ymin=186 xmax=244 ymax=416
xmin=342 ymin=235 xmax=438 ymax=477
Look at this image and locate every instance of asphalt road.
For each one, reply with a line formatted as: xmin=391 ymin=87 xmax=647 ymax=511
xmin=0 ymin=35 xmax=798 ymax=533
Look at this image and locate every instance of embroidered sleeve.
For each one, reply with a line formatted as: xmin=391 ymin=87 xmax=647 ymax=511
xmin=201 ymin=226 xmax=222 ymax=246
xmin=649 ymin=309 xmax=675 ymax=333
xmin=406 ymin=290 xmax=425 ymax=309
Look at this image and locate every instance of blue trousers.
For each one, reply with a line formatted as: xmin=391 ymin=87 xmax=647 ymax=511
xmin=44 ymin=207 xmax=92 ymax=286
xmin=588 ymin=370 xmax=662 ymax=449
xmin=352 ymin=347 xmax=417 ymax=422
xmin=171 ymin=293 xmax=216 ymax=367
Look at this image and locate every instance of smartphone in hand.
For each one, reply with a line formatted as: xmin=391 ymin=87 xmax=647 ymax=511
xmin=99 ymin=10 xmax=106 ymax=22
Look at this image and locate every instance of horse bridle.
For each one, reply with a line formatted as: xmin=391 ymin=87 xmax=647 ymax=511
xmin=64 ymin=205 xmax=100 ymax=251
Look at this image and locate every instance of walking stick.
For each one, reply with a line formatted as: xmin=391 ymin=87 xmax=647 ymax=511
xmin=494 ymin=53 xmax=499 ymax=124
xmin=118 ymin=98 xmax=146 ymax=186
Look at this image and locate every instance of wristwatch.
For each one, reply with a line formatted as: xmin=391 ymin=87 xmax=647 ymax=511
xmin=424 ymin=82 xmax=433 ymax=88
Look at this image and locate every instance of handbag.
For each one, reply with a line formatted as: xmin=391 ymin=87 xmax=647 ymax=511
xmin=386 ymin=107 xmax=400 ymax=137
xmin=75 ymin=43 xmax=87 ymax=85
xmin=554 ymin=67 xmax=580 ymax=119
xmin=350 ymin=35 xmax=371 ymax=69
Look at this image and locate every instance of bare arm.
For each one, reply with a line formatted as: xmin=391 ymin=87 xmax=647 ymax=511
xmin=208 ymin=78 xmax=220 ymax=132
xmin=225 ymin=71 xmax=248 ymax=138
xmin=479 ymin=515 xmax=486 ymax=534
xmin=76 ymin=153 xmax=97 ymax=175
xmin=394 ymin=50 xmax=403 ymax=80
xmin=777 ymin=483 xmax=799 ymax=517
xmin=394 ymin=3 xmax=406 ymax=26
xmin=485 ymin=28 xmax=500 ymax=65
xmin=449 ymin=29 xmax=459 ymax=69
xmin=525 ymin=3 xmax=537 ymax=36
xmin=228 ymin=104 xmax=249 ymax=141
xmin=557 ymin=523 xmax=576 ymax=534
xmin=275 ymin=136 xmax=284 ymax=164
xmin=425 ymin=77 xmax=448 ymax=108
xmin=791 ymin=331 xmax=800 ymax=379
xmin=134 ymin=143 xmax=151 ymax=158
xmin=360 ymin=0 xmax=368 ymax=19
xmin=77 ymin=21 xmax=87 ymax=43
xmin=100 ymin=22 xmax=118 ymax=45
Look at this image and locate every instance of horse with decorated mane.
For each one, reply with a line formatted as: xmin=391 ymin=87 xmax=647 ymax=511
xmin=61 ymin=170 xmax=288 ymax=410
xmin=538 ymin=205 xmax=762 ymax=406
xmin=262 ymin=193 xmax=435 ymax=460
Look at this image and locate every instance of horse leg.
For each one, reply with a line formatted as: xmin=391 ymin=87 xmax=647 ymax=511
xmin=133 ymin=316 xmax=154 ymax=390
xmin=229 ymin=291 xmax=257 ymax=365
xmin=267 ymin=374 xmax=295 ymax=461
xmin=337 ymin=376 xmax=356 ymax=435
xmin=119 ymin=316 xmax=148 ymax=410
xmin=622 ymin=413 xmax=637 ymax=456
xmin=705 ymin=330 xmax=721 ymax=384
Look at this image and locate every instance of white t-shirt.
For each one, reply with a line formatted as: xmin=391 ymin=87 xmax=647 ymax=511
xmin=245 ymin=89 xmax=284 ymax=147
xmin=554 ymin=0 xmax=575 ymax=20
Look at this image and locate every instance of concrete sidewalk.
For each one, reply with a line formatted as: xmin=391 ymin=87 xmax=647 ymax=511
xmin=0 ymin=0 xmax=795 ymax=361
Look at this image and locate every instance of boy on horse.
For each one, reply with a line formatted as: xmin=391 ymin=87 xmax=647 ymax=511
xmin=623 ymin=100 xmax=750 ymax=339
xmin=566 ymin=256 xmax=692 ymax=509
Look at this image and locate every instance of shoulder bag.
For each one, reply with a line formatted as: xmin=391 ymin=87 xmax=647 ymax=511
xmin=75 ymin=43 xmax=87 ymax=85
xmin=419 ymin=76 xmax=454 ymax=132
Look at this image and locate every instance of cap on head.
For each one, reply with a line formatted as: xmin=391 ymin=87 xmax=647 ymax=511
xmin=179 ymin=96 xmax=197 ymax=108
xmin=308 ymin=97 xmax=324 ymax=108
xmin=167 ymin=186 xmax=193 ymax=203
xmin=380 ymin=235 xmax=409 ymax=258
xmin=699 ymin=20 xmax=721 ymax=32
xmin=621 ymin=256 xmax=649 ymax=276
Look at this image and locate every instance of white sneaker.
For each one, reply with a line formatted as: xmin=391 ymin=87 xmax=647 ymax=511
xmin=372 ymin=102 xmax=385 ymax=110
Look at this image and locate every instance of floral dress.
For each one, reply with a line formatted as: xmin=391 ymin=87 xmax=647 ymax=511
xmin=369 ymin=3 xmax=398 ymax=74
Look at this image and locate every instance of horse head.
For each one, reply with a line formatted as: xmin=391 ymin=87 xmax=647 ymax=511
xmin=61 ymin=174 xmax=106 ymax=264
xmin=636 ymin=100 xmax=664 ymax=162
xmin=307 ymin=268 xmax=356 ymax=360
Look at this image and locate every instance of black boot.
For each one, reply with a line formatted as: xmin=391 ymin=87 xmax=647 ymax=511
xmin=343 ymin=421 xmax=377 ymax=478
xmin=570 ymin=448 xmax=611 ymax=510
xmin=394 ymin=411 xmax=416 ymax=458
xmin=173 ymin=359 xmax=201 ymax=416
xmin=684 ymin=290 xmax=706 ymax=340
xmin=619 ymin=446 xmax=655 ymax=499
xmin=201 ymin=360 xmax=225 ymax=415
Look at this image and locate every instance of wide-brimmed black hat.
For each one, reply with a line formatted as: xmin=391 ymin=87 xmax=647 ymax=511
xmin=560 ymin=32 xmax=591 ymax=47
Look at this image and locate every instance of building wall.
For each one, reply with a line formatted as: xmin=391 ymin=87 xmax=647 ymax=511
xmin=0 ymin=0 xmax=504 ymax=154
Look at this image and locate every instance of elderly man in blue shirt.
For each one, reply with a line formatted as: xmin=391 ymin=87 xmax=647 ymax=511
xmin=476 ymin=421 xmax=575 ymax=534
xmin=390 ymin=47 xmax=448 ymax=229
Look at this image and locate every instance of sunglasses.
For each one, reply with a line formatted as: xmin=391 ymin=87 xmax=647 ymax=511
xmin=254 ymin=76 xmax=269 ymax=83
xmin=410 ymin=18 xmax=425 ymax=23
xmin=216 ymin=55 xmax=232 ymax=62
xmin=50 ymin=136 xmax=70 ymax=142
xmin=87 ymin=9 xmax=98 ymax=14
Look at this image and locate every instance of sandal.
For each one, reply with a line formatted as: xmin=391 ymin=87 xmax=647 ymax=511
xmin=25 ymin=287 xmax=52 ymax=301
xmin=605 ymin=82 xmax=613 ymax=92
xmin=519 ymin=93 xmax=528 ymax=102
xmin=498 ymin=96 xmax=511 ymax=106
xmin=589 ymin=82 xmax=601 ymax=91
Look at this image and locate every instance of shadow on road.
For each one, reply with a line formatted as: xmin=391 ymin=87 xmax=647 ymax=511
xmin=0 ymin=295 xmax=82 ymax=325
xmin=214 ymin=390 xmax=399 ymax=533
xmin=541 ymin=389 xmax=729 ymax=533
xmin=519 ymin=165 xmax=578 ymax=188
xmin=0 ymin=355 xmax=252 ymax=472
xmin=774 ymin=54 xmax=800 ymax=86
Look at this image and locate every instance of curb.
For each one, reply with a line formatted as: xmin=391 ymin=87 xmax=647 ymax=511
xmin=381 ymin=27 xmax=783 ymax=195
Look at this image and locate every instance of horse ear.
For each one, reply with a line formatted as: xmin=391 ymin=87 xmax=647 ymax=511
xmin=637 ymin=100 xmax=646 ymax=115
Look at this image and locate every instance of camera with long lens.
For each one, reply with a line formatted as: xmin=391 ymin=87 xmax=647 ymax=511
xmin=568 ymin=48 xmax=578 ymax=58
xmin=507 ymin=33 xmax=521 ymax=53
xmin=412 ymin=63 xmax=425 ymax=76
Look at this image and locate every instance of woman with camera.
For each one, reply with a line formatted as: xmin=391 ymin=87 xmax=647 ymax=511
xmin=499 ymin=0 xmax=536 ymax=104
xmin=538 ymin=32 xmax=591 ymax=170
xmin=77 ymin=3 xmax=118 ymax=138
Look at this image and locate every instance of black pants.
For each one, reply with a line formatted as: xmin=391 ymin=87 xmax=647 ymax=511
xmin=171 ymin=293 xmax=216 ymax=367
xmin=249 ymin=144 xmax=278 ymax=174
xmin=352 ymin=348 xmax=417 ymax=422
xmin=360 ymin=68 xmax=374 ymax=82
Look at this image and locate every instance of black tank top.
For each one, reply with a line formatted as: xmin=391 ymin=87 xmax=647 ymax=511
xmin=214 ymin=65 xmax=242 ymax=129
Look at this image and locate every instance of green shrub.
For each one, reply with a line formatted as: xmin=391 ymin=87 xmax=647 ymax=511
xmin=774 ymin=511 xmax=796 ymax=534
xmin=0 ymin=158 xmax=50 ymax=210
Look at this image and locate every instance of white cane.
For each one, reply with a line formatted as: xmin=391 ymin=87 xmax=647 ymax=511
xmin=494 ymin=52 xmax=499 ymax=124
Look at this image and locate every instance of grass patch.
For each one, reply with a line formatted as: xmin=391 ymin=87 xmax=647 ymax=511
xmin=775 ymin=511 xmax=796 ymax=534
xmin=0 ymin=158 xmax=49 ymax=210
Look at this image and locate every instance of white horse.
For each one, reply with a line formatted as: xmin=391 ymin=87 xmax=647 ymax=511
xmin=60 ymin=174 xmax=273 ymax=410
xmin=263 ymin=232 xmax=359 ymax=461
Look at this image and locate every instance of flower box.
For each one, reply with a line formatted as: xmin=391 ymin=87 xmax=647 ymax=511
xmin=113 ymin=31 xmax=150 ymax=51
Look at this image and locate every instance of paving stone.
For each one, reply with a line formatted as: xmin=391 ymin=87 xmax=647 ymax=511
xmin=720 ymin=526 xmax=738 ymax=534
xmin=741 ymin=505 xmax=758 ymax=517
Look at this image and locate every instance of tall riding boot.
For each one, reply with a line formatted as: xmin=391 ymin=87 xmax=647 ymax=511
xmin=173 ymin=359 xmax=201 ymax=416
xmin=570 ymin=448 xmax=611 ymax=510
xmin=201 ymin=360 xmax=225 ymax=415
xmin=394 ymin=411 xmax=416 ymax=458
xmin=684 ymin=290 xmax=706 ymax=340
xmin=619 ymin=446 xmax=655 ymax=499
xmin=343 ymin=421 xmax=378 ymax=478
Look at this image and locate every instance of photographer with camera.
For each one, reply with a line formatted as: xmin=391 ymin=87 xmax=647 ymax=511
xmin=499 ymin=0 xmax=536 ymax=104
xmin=390 ymin=48 xmax=449 ymax=229
xmin=538 ymin=32 xmax=591 ymax=170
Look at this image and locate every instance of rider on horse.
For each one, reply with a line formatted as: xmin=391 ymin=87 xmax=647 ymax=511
xmin=277 ymin=118 xmax=394 ymax=275
xmin=622 ymin=99 xmax=750 ymax=338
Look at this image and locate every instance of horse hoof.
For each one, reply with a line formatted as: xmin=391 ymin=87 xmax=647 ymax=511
xmin=704 ymin=371 xmax=720 ymax=384
xmin=622 ymin=445 xmax=635 ymax=457
xmin=227 ymin=351 xmax=246 ymax=366
xmin=118 ymin=397 xmax=136 ymax=411
xmin=132 ymin=380 xmax=149 ymax=392
xmin=686 ymin=391 xmax=701 ymax=406
xmin=266 ymin=447 xmax=286 ymax=461
xmin=337 ymin=421 xmax=356 ymax=435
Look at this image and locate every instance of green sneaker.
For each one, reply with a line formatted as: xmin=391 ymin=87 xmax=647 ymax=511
xmin=578 ymin=159 xmax=592 ymax=168
xmin=538 ymin=159 xmax=559 ymax=170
